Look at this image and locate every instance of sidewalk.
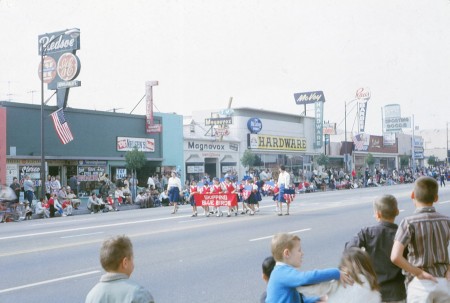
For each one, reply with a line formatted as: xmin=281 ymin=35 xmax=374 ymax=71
xmin=31 ymin=202 xmax=142 ymax=219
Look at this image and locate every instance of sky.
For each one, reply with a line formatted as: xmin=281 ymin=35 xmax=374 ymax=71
xmin=1 ymin=0 xmax=449 ymax=136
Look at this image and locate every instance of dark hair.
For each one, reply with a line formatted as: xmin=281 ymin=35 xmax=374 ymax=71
xmin=414 ymin=176 xmax=438 ymax=204
xmin=373 ymin=194 xmax=398 ymax=220
xmin=280 ymin=165 xmax=285 ymax=171
xmin=262 ymin=256 xmax=276 ymax=279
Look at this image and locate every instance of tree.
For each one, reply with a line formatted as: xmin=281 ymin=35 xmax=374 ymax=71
xmin=241 ymin=149 xmax=258 ymax=173
xmin=125 ymin=147 xmax=147 ymax=200
xmin=315 ymin=153 xmax=330 ymax=167
xmin=365 ymin=153 xmax=375 ymax=168
xmin=399 ymin=154 xmax=410 ymax=169
xmin=427 ymin=155 xmax=438 ymax=167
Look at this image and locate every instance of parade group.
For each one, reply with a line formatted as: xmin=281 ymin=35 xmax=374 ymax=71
xmin=1 ymin=163 xmax=448 ymax=223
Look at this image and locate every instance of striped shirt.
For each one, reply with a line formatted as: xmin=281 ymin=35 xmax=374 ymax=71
xmin=394 ymin=206 xmax=450 ymax=282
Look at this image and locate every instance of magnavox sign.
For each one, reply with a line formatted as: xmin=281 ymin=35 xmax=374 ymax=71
xmin=185 ymin=141 xmax=238 ymax=152
xmin=294 ymin=91 xmax=325 ymax=105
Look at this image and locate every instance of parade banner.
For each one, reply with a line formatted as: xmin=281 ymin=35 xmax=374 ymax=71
xmin=194 ymin=193 xmax=238 ymax=207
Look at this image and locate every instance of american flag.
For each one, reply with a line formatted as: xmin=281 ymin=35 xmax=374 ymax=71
xmin=283 ymin=188 xmax=296 ymax=203
xmin=50 ymin=108 xmax=74 ymax=144
xmin=263 ymin=181 xmax=274 ymax=192
xmin=353 ymin=134 xmax=368 ymax=151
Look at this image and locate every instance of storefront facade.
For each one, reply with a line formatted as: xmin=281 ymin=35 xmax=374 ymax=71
xmin=184 ymin=107 xmax=321 ymax=182
xmin=0 ymin=101 xmax=183 ymax=194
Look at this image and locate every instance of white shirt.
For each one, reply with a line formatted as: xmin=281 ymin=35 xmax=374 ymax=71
xmin=168 ymin=177 xmax=182 ymax=191
xmin=278 ymin=171 xmax=290 ymax=187
xmin=147 ymin=177 xmax=155 ymax=187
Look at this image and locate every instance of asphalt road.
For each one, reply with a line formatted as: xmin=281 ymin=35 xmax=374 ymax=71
xmin=1 ymin=183 xmax=449 ymax=303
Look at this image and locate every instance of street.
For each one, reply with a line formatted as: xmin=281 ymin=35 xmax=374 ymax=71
xmin=1 ymin=184 xmax=449 ymax=303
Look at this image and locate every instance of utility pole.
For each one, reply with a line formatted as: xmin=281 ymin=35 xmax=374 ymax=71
xmin=447 ymin=122 xmax=449 ymax=166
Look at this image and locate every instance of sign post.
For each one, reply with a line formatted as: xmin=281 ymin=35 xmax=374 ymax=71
xmin=293 ymin=91 xmax=325 ymax=149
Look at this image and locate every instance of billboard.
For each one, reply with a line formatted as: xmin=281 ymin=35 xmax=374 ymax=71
xmin=384 ymin=117 xmax=411 ymax=132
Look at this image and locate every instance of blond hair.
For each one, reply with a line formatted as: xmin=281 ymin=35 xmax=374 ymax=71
xmin=99 ymin=235 xmax=133 ymax=271
xmin=373 ymin=194 xmax=398 ymax=220
xmin=271 ymin=233 xmax=300 ymax=262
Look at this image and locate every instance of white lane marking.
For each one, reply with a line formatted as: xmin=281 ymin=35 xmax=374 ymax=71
xmin=249 ymin=228 xmax=312 ymax=242
xmin=179 ymin=218 xmax=208 ymax=223
xmin=399 ymin=209 xmax=405 ymax=212
xmin=30 ymin=218 xmax=93 ymax=227
xmin=439 ymin=200 xmax=450 ymax=204
xmin=0 ymin=270 xmax=100 ymax=294
xmin=60 ymin=232 xmax=104 ymax=239
xmin=0 ymin=215 xmax=191 ymax=241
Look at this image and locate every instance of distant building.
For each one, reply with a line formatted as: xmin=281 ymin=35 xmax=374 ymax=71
xmin=0 ymin=101 xmax=183 ymax=194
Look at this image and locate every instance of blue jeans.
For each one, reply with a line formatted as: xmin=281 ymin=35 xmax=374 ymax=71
xmin=25 ymin=190 xmax=33 ymax=204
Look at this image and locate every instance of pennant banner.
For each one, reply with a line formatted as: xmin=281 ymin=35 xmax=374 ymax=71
xmin=194 ymin=193 xmax=238 ymax=207
xmin=50 ymin=108 xmax=74 ymax=144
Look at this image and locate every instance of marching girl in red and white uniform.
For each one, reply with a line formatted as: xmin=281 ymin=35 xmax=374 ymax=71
xmin=238 ymin=178 xmax=248 ymax=214
xmin=188 ymin=180 xmax=199 ymax=217
xmin=242 ymin=178 xmax=258 ymax=215
xmin=210 ymin=177 xmax=224 ymax=217
xmin=272 ymin=181 xmax=280 ymax=213
xmin=223 ymin=176 xmax=238 ymax=217
xmin=198 ymin=177 xmax=210 ymax=217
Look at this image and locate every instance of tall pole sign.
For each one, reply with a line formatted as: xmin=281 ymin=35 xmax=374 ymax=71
xmin=355 ymin=87 xmax=371 ymax=133
xmin=38 ymin=29 xmax=81 ymax=109
xmin=294 ymin=91 xmax=325 ymax=148
xmin=145 ymin=81 xmax=162 ymax=133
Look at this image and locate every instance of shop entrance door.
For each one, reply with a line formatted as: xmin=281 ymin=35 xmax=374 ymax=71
xmin=204 ymin=158 xmax=217 ymax=178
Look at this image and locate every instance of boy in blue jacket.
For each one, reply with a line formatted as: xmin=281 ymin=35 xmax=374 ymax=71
xmin=266 ymin=233 xmax=350 ymax=303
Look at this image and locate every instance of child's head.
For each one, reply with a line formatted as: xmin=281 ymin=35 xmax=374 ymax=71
xmin=412 ymin=176 xmax=438 ymax=205
xmin=340 ymin=247 xmax=379 ymax=291
xmin=271 ymin=233 xmax=303 ymax=268
xmin=373 ymin=194 xmax=399 ymax=221
xmin=261 ymin=256 xmax=276 ymax=283
xmin=100 ymin=235 xmax=134 ymax=277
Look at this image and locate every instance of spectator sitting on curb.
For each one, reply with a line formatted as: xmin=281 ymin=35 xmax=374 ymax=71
xmin=62 ymin=198 xmax=73 ymax=216
xmin=115 ymin=187 xmax=125 ymax=207
xmin=159 ymin=189 xmax=169 ymax=207
xmin=106 ymin=195 xmax=118 ymax=211
xmin=35 ymin=197 xmax=50 ymax=218
xmin=66 ymin=187 xmax=81 ymax=209
xmin=87 ymin=192 xmax=101 ymax=214
xmin=135 ymin=191 xmax=145 ymax=206
xmin=48 ymin=193 xmax=64 ymax=217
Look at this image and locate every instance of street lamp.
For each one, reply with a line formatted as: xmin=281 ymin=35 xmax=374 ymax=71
xmin=343 ymin=98 xmax=359 ymax=173
xmin=447 ymin=122 xmax=449 ymax=166
xmin=344 ymin=98 xmax=358 ymax=142
xmin=39 ymin=28 xmax=80 ymax=199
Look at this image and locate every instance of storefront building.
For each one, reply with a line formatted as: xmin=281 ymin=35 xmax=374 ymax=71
xmin=0 ymin=101 xmax=183 ymax=195
xmin=184 ymin=107 xmax=322 ymax=182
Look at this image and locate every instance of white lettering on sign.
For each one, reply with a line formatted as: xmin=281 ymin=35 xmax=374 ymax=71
xmin=358 ymin=101 xmax=367 ymax=133
xmin=39 ymin=35 xmax=75 ymax=53
xmin=297 ymin=92 xmax=323 ymax=103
